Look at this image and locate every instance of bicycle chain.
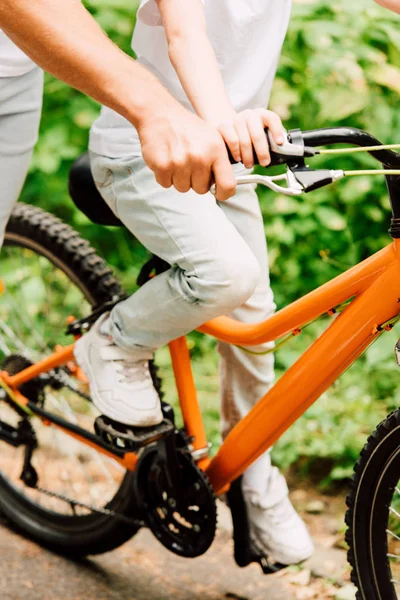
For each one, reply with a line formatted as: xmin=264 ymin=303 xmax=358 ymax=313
xmin=45 ymin=368 xmax=92 ymax=402
xmin=33 ymin=484 xmax=144 ymax=527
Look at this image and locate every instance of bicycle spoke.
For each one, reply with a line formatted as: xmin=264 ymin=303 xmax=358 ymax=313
xmin=390 ymin=506 xmax=400 ymax=520
xmin=0 ymin=240 xmax=124 ymax=516
xmin=387 ymin=529 xmax=400 ymax=543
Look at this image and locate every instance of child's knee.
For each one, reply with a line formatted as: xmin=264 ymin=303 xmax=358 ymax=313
xmin=190 ymin=249 xmax=260 ymax=312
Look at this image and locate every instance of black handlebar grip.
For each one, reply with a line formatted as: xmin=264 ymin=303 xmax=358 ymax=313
xmin=226 ymin=128 xmax=294 ymax=168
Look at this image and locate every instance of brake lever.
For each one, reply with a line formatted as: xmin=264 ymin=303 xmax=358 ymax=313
xmin=268 ymin=128 xmax=317 ymax=165
xmin=267 ymin=129 xmax=305 ymax=158
xmin=210 ymin=171 xmax=304 ymax=197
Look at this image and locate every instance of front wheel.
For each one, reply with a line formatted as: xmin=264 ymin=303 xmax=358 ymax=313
xmin=346 ymin=409 xmax=400 ymax=600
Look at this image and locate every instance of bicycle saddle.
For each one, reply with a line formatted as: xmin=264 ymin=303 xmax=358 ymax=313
xmin=68 ymin=152 xmax=123 ymax=227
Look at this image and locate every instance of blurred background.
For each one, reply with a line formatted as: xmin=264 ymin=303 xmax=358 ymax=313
xmin=20 ymin=0 xmax=400 ymax=488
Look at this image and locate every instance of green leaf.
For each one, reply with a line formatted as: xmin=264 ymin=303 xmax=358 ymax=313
xmin=317 ymin=86 xmax=370 ymax=122
xmin=367 ymin=63 xmax=400 ymax=95
xmin=315 ymin=207 xmax=347 ymax=230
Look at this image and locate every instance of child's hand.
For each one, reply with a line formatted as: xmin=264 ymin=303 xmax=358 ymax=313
xmin=216 ymin=109 xmax=285 ymax=169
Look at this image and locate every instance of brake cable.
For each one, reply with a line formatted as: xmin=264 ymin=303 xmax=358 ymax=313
xmin=344 ymin=169 xmax=400 ymax=176
xmin=317 ymin=143 xmax=400 ymax=176
xmin=318 ymin=144 xmax=400 ymax=155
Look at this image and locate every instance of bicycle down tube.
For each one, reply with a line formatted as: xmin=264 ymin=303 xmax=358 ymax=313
xmin=201 ymin=240 xmax=400 ymax=494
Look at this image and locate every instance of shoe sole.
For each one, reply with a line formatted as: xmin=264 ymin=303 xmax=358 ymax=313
xmin=250 ymin=533 xmax=314 ymax=565
xmin=73 ymin=337 xmax=163 ymax=427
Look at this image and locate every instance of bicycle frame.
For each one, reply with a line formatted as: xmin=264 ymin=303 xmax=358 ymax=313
xmin=1 ymin=237 xmax=400 ymax=495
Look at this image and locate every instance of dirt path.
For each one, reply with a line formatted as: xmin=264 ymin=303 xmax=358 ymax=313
xmin=0 ymin=521 xmax=294 ymax=600
xmin=0 ymin=487 xmax=357 ymax=600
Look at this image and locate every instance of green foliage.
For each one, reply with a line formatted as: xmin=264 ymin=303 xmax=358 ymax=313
xmin=23 ymin=0 xmax=142 ymax=283
xmin=18 ymin=0 xmax=400 ymax=484
xmin=267 ymin=0 xmax=400 ymax=306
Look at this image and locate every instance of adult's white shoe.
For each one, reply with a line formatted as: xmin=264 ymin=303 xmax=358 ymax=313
xmin=244 ymin=466 xmax=314 ymax=565
xmin=73 ymin=314 xmax=163 ymax=427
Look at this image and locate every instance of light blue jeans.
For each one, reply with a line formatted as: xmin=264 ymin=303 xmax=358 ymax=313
xmin=0 ymin=67 xmax=43 ymax=248
xmin=90 ymin=152 xmax=288 ymax=504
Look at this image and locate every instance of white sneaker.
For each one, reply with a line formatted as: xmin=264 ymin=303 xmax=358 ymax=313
xmin=244 ymin=466 xmax=314 ymax=565
xmin=73 ymin=314 xmax=163 ymax=427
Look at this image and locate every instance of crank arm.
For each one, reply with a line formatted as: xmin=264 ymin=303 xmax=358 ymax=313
xmin=227 ymin=477 xmax=287 ymax=574
xmin=157 ymin=429 xmax=183 ymax=499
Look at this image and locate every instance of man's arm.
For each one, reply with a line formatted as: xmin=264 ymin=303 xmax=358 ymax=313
xmin=0 ymin=0 xmax=235 ymax=199
xmin=374 ymin=0 xmax=400 ymax=13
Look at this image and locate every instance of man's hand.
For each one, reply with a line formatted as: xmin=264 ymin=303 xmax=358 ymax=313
xmin=374 ymin=0 xmax=400 ymax=13
xmin=138 ymin=104 xmax=236 ymax=201
xmin=216 ymin=109 xmax=285 ymax=169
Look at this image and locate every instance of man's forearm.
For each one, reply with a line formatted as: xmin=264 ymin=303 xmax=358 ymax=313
xmin=374 ymin=0 xmax=400 ymax=13
xmin=0 ymin=0 xmax=237 ymax=200
xmin=0 ymin=0 xmax=177 ymax=128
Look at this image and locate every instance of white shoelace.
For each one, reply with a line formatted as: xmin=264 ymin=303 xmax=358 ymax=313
xmin=100 ymin=343 xmax=153 ymax=385
xmin=115 ymin=359 xmax=151 ymax=385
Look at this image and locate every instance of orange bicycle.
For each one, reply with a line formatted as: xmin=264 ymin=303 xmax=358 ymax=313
xmin=1 ymin=126 xmax=400 ymax=599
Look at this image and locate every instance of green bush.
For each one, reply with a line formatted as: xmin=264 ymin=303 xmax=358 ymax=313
xmin=19 ymin=0 xmax=400 ymax=484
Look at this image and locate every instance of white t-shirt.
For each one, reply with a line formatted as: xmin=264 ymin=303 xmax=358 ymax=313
xmin=0 ymin=31 xmax=36 ymax=77
xmin=90 ymin=0 xmax=292 ymax=157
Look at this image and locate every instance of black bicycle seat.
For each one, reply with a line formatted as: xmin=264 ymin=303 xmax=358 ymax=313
xmin=68 ymin=153 xmax=123 ymax=227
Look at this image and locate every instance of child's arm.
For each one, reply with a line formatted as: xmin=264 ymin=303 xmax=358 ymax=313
xmin=0 ymin=0 xmax=236 ymax=200
xmin=374 ymin=0 xmax=400 ymax=13
xmin=157 ymin=0 xmax=285 ymax=169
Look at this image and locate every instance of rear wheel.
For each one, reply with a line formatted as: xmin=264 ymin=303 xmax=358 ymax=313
xmin=0 ymin=203 xmax=142 ymax=555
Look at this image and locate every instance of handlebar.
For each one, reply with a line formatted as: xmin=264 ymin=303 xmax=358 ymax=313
xmin=216 ymin=126 xmax=400 ymax=237
xmin=227 ymin=126 xmax=400 ymax=168
xmin=212 ymin=126 xmax=400 ymax=198
xmin=299 ymin=127 xmax=400 ymax=169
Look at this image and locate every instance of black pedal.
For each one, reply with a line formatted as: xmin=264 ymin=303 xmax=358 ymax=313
xmin=94 ymin=415 xmax=174 ymax=451
xmin=227 ymin=477 xmax=287 ymax=575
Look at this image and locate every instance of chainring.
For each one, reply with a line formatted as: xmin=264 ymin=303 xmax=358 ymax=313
xmin=1 ymin=355 xmax=44 ymax=414
xmin=135 ymin=445 xmax=217 ymax=558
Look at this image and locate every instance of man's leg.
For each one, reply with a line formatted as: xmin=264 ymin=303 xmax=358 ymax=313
xmin=0 ymin=67 xmax=44 ymax=249
xmin=217 ymin=176 xmax=314 ymax=564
